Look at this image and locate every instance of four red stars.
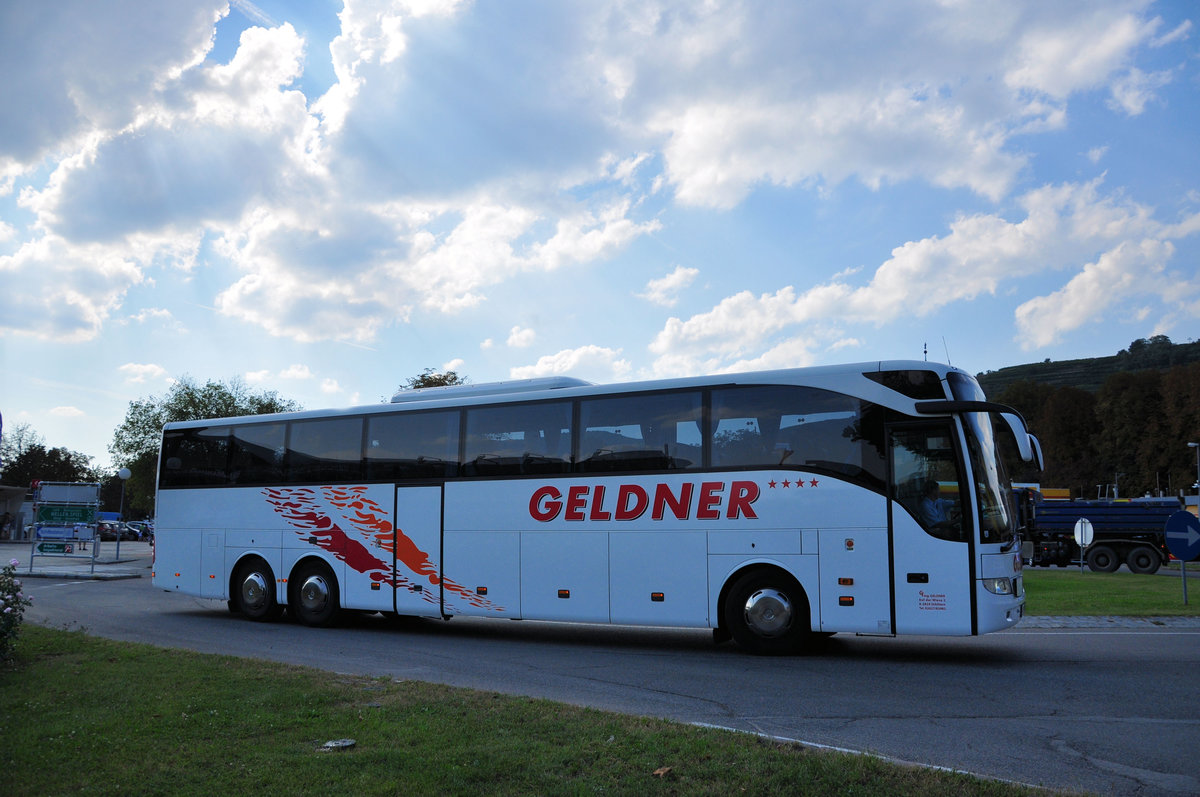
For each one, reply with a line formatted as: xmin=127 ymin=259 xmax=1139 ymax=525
xmin=767 ymin=477 xmax=818 ymax=489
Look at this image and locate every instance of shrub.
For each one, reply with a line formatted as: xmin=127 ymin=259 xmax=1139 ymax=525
xmin=1 ymin=558 xmax=33 ymax=665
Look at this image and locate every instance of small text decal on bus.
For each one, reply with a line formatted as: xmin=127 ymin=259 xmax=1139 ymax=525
xmin=529 ymin=481 xmax=760 ymax=523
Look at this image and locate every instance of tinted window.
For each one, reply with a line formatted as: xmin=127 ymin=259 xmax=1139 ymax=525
xmin=464 ymin=402 xmax=572 ymax=476
xmin=711 ymin=385 xmax=887 ymax=492
xmin=288 ymin=417 xmax=363 ymax=483
xmin=890 ymin=422 xmax=968 ymax=542
xmin=865 ymin=369 xmax=946 ymax=400
xmin=230 ymin=423 xmax=286 ymax=485
xmin=160 ymin=427 xmax=230 ymax=486
xmin=578 ymin=391 xmax=702 ymax=472
xmin=366 ymin=410 xmax=460 ymax=479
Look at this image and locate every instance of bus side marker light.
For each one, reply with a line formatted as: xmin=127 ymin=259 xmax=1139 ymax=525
xmin=837 ymin=577 xmax=854 ymax=586
xmin=558 ymin=589 xmax=571 ymax=599
xmin=370 ymin=582 xmax=380 ymax=591
xmin=651 ymin=592 xmax=665 ymax=602
xmin=839 ymin=596 xmax=855 ymax=606
xmin=844 ymin=539 xmax=855 ymax=551
xmin=476 ymin=586 xmax=488 ymax=596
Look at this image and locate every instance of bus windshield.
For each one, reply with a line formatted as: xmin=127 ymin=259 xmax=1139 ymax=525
xmin=947 ymin=372 xmax=1017 ymax=547
xmin=962 ymin=411 xmax=1017 ymax=546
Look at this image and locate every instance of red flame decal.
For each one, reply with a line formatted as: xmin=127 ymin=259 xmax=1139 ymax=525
xmin=262 ymin=487 xmax=499 ymax=611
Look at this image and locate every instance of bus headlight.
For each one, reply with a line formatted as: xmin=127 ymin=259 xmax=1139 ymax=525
xmin=982 ymin=577 xmax=1013 ymax=595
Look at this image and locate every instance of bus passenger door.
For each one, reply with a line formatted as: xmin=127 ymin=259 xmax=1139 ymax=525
xmin=392 ymin=485 xmax=445 ymax=618
xmin=888 ymin=423 xmax=974 ymax=635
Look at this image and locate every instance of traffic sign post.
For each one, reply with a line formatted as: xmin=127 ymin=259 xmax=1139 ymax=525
xmin=1164 ymin=511 xmax=1200 ymax=605
xmin=1073 ymin=518 xmax=1094 ymax=574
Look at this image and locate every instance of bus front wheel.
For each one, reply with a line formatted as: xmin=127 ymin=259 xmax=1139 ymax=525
xmin=289 ymin=560 xmax=342 ymax=627
xmin=723 ymin=569 xmax=810 ymax=655
xmin=233 ymin=558 xmax=283 ymax=621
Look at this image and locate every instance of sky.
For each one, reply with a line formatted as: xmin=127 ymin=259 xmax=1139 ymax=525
xmin=1 ymin=0 xmax=1198 ymax=472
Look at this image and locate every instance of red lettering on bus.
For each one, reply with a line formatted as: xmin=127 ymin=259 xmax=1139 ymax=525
xmin=727 ymin=480 xmax=759 ymax=519
xmin=565 ymin=485 xmax=589 ymax=521
xmin=530 ymin=485 xmax=563 ymax=521
xmin=615 ymin=484 xmax=649 ymax=520
xmin=589 ymin=485 xmax=612 ymax=521
xmin=697 ymin=481 xmax=724 ymax=519
xmin=652 ymin=482 xmax=693 ymax=520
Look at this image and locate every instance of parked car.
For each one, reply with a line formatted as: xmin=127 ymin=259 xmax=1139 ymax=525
xmin=97 ymin=521 xmax=137 ymax=541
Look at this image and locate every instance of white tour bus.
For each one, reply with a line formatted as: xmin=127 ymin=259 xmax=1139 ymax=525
xmin=153 ymin=361 xmax=1040 ymax=654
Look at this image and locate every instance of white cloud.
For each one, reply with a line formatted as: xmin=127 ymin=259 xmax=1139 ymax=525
xmin=0 ymin=1 xmax=225 ymax=171
xmin=245 ymin=369 xmax=272 ymax=383
xmin=279 ymin=364 xmax=314 ymax=380
xmin=510 ymin=345 xmax=632 ymax=381
xmin=118 ymin=363 xmax=168 ymax=383
xmin=50 ymin=406 xmax=85 ymax=417
xmin=320 ymin=378 xmax=342 ymax=394
xmin=638 ymin=265 xmax=698 ymax=307
xmin=649 ymin=179 xmax=1200 ymax=371
xmin=0 ymin=235 xmax=142 ymax=342
xmin=1014 ymin=239 xmax=1173 ymax=347
xmin=1086 ymin=146 xmax=1109 ymax=164
xmin=507 ymin=326 xmax=536 ymax=347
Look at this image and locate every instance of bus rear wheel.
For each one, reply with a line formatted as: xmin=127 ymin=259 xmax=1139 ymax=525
xmin=1125 ymin=546 xmax=1160 ymax=575
xmin=233 ymin=557 xmax=283 ymax=621
xmin=723 ymin=569 xmax=810 ymax=655
xmin=289 ymin=560 xmax=342 ymax=627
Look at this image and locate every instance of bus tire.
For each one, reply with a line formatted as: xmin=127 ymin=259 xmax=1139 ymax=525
xmin=233 ymin=557 xmax=283 ymax=621
xmin=723 ymin=569 xmax=810 ymax=655
xmin=1125 ymin=546 xmax=1160 ymax=575
xmin=1086 ymin=545 xmax=1119 ymax=573
xmin=289 ymin=560 xmax=341 ymax=627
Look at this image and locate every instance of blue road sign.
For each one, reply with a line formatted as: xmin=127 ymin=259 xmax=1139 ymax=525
xmin=1165 ymin=511 xmax=1200 ymax=562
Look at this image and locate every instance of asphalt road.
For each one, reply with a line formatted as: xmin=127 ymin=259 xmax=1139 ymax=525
xmin=17 ymin=548 xmax=1200 ymax=796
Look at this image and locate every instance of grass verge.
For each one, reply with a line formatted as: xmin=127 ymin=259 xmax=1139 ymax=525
xmin=1023 ymin=568 xmax=1200 ymax=616
xmin=1 ymin=626 xmax=1046 ymax=796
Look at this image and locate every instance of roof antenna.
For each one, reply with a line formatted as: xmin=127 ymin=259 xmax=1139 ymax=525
xmin=923 ymin=342 xmax=928 ymax=361
xmin=942 ymin=336 xmax=953 ymax=366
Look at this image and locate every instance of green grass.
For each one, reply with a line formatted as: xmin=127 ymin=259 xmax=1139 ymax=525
xmin=0 ymin=627 xmax=1047 ymax=796
xmin=1023 ymin=568 xmax=1200 ymax=616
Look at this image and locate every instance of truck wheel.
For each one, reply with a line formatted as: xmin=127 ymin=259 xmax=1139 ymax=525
xmin=723 ymin=569 xmax=810 ymax=655
xmin=1125 ymin=546 xmax=1160 ymax=575
xmin=1086 ymin=545 xmax=1119 ymax=573
xmin=233 ymin=557 xmax=283 ymax=621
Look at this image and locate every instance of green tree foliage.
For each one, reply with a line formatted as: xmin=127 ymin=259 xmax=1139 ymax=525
xmin=0 ymin=430 xmax=95 ymax=489
xmin=998 ymin=358 xmax=1200 ymax=498
xmin=109 ymin=377 xmax=302 ymax=516
xmin=397 ymin=367 xmax=467 ymax=393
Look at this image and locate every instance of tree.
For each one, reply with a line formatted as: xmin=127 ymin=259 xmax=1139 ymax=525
xmin=0 ymin=444 xmax=95 ymax=489
xmin=396 ymin=367 xmax=467 ymax=393
xmin=109 ymin=376 xmax=302 ymax=514
xmin=0 ymin=422 xmax=43 ymax=476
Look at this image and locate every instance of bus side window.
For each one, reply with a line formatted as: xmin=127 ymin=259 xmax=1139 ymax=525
xmin=160 ymin=427 xmax=230 ymax=487
xmin=464 ymin=402 xmax=572 ymax=477
xmin=230 ymin=423 xmax=286 ymax=485
xmin=578 ymin=391 xmax=701 ymax=473
xmin=366 ymin=410 xmax=460 ymax=480
xmin=889 ymin=424 xmax=967 ymax=542
xmin=287 ymin=417 xmax=364 ymax=484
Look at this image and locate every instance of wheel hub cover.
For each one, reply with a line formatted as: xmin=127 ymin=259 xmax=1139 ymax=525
xmin=744 ymin=588 xmax=792 ymax=637
xmin=300 ymin=575 xmax=329 ymax=612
